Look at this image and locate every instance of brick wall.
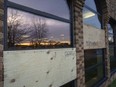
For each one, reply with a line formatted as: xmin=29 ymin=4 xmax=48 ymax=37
xmin=99 ymin=0 xmax=116 ymax=87
xmin=73 ymin=0 xmax=116 ymax=87
xmin=0 ymin=0 xmax=3 ymax=87
xmin=73 ymin=0 xmax=85 ymax=87
xmin=100 ymin=0 xmax=111 ymax=87
xmin=109 ymin=0 xmax=116 ymax=20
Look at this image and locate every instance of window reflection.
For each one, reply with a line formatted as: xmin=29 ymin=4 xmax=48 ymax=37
xmin=83 ymin=7 xmax=101 ymax=29
xmin=84 ymin=50 xmax=103 ymax=69
xmin=85 ymin=0 xmax=97 ymax=12
xmin=8 ymin=0 xmax=70 ymax=19
xmin=84 ymin=49 xmax=104 ymax=87
xmin=60 ymin=80 xmax=75 ymax=87
xmin=85 ymin=65 xmax=104 ymax=87
xmin=108 ymin=24 xmax=116 ymax=71
xmin=7 ymin=8 xmax=70 ymax=49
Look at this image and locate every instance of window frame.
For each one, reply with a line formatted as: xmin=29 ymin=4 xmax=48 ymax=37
xmin=4 ymin=0 xmax=74 ymax=50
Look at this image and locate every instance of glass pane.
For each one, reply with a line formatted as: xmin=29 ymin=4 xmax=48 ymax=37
xmin=85 ymin=65 xmax=104 ymax=87
xmin=7 ymin=8 xmax=70 ymax=49
xmin=83 ymin=7 xmax=101 ymax=29
xmin=60 ymin=80 xmax=75 ymax=87
xmin=84 ymin=49 xmax=103 ymax=69
xmin=84 ymin=49 xmax=104 ymax=87
xmin=8 ymin=0 xmax=70 ymax=19
xmin=108 ymin=24 xmax=116 ymax=71
xmin=85 ymin=0 xmax=97 ymax=12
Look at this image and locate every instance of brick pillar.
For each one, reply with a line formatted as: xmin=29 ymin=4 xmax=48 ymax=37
xmin=0 ymin=0 xmax=3 ymax=87
xmin=100 ymin=0 xmax=110 ymax=87
xmin=73 ymin=0 xmax=85 ymax=87
xmin=109 ymin=0 xmax=116 ymax=85
xmin=110 ymin=21 xmax=116 ymax=84
xmin=109 ymin=0 xmax=116 ymax=20
xmin=103 ymin=0 xmax=110 ymax=81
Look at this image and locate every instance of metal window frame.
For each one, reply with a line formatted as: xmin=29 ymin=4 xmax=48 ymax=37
xmin=7 ymin=1 xmax=70 ymax=23
xmin=4 ymin=0 xmax=74 ymax=50
xmin=84 ymin=5 xmax=101 ymax=15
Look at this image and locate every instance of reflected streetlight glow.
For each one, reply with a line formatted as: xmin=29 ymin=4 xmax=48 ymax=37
xmin=83 ymin=11 xmax=95 ymax=19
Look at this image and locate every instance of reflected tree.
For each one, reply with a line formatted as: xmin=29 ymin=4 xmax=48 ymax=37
xmin=8 ymin=10 xmax=30 ymax=47
xmin=30 ymin=17 xmax=48 ymax=47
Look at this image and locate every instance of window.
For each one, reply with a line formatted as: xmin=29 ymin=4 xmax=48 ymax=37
xmin=84 ymin=49 xmax=105 ymax=87
xmin=8 ymin=0 xmax=70 ymax=19
xmin=5 ymin=0 xmax=72 ymax=50
xmin=84 ymin=0 xmax=97 ymax=12
xmin=60 ymin=80 xmax=75 ymax=87
xmin=108 ymin=23 xmax=116 ymax=72
xmin=83 ymin=0 xmax=102 ymax=29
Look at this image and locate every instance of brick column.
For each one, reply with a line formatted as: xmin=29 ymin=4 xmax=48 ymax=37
xmin=110 ymin=21 xmax=116 ymax=84
xmin=73 ymin=0 xmax=85 ymax=87
xmin=109 ymin=0 xmax=116 ymax=20
xmin=99 ymin=0 xmax=110 ymax=87
xmin=103 ymin=0 xmax=110 ymax=81
xmin=0 ymin=0 xmax=3 ymax=87
xmin=109 ymin=0 xmax=116 ymax=85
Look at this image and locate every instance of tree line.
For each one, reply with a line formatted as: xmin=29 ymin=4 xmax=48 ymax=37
xmin=7 ymin=9 xmax=48 ymax=48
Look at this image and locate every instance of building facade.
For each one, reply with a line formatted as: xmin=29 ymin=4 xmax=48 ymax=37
xmin=0 ymin=0 xmax=116 ymax=87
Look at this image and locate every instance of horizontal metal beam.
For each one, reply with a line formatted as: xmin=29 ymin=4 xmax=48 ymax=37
xmin=84 ymin=5 xmax=101 ymax=15
xmin=7 ymin=1 xmax=70 ymax=23
xmin=85 ymin=62 xmax=103 ymax=71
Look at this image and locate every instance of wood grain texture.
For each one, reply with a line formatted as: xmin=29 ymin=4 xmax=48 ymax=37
xmin=4 ymin=48 xmax=76 ymax=87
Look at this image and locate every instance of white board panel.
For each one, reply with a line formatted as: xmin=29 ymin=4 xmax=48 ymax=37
xmin=4 ymin=48 xmax=76 ymax=87
xmin=84 ymin=24 xmax=106 ymax=49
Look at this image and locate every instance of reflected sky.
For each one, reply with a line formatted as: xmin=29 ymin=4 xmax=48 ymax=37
xmin=8 ymin=0 xmax=70 ymax=19
xmin=8 ymin=8 xmax=70 ymax=42
xmin=83 ymin=7 xmax=101 ymax=29
xmin=108 ymin=24 xmax=114 ymax=42
xmin=83 ymin=0 xmax=102 ymax=29
xmin=85 ymin=0 xmax=97 ymax=12
xmin=108 ymin=24 xmax=115 ymax=71
xmin=108 ymin=24 xmax=113 ymax=34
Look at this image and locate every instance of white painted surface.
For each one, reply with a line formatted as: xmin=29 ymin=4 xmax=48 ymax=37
xmin=84 ymin=24 xmax=106 ymax=49
xmin=4 ymin=48 xmax=76 ymax=87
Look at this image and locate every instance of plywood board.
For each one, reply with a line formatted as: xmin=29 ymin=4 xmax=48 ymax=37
xmin=84 ymin=24 xmax=106 ymax=49
xmin=4 ymin=48 xmax=76 ymax=87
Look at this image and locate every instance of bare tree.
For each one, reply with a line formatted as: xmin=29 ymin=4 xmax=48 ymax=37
xmin=30 ymin=17 xmax=48 ymax=47
xmin=7 ymin=9 xmax=29 ymax=47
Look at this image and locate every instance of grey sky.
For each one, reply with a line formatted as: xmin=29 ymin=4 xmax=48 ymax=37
xmin=85 ymin=0 xmax=97 ymax=11
xmin=9 ymin=0 xmax=70 ymax=19
xmin=8 ymin=8 xmax=70 ymax=41
xmin=8 ymin=0 xmax=70 ymax=41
